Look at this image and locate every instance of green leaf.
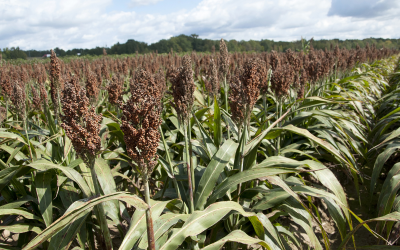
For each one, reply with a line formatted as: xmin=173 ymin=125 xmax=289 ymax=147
xmin=370 ymin=127 xmax=400 ymax=151
xmin=0 ymin=196 xmax=37 ymax=209
xmin=119 ymin=200 xmax=171 ymax=250
xmin=193 ymin=111 xmax=217 ymax=156
xmin=194 ymin=139 xmax=238 ymax=210
xmin=252 ymin=189 xmax=291 ymax=211
xmin=0 ymin=224 xmax=42 ymax=235
xmin=35 ymin=171 xmax=53 ymax=227
xmin=0 ymin=166 xmax=20 ymax=193
xmin=213 ymin=96 xmax=222 ymax=147
xmin=138 ymin=213 xmax=190 ymax=249
xmin=23 ymin=192 xmax=147 ymax=250
xmin=201 ymin=230 xmax=272 ymax=250
xmin=0 ymin=209 xmax=42 ymax=221
xmin=280 ymin=125 xmax=352 ymax=169
xmin=370 ymin=144 xmax=400 ymax=197
xmin=28 ymin=160 xmax=92 ymax=198
xmin=244 ymin=110 xmax=287 ymax=156
xmin=0 ymin=131 xmax=26 ymax=144
xmin=338 ymin=212 xmax=400 ymax=249
xmin=48 ymin=200 xmax=89 ymax=250
xmin=159 ymin=201 xmax=255 ymax=250
xmin=207 ymin=168 xmax=298 ymax=204
xmin=94 ymin=158 xmax=121 ymax=226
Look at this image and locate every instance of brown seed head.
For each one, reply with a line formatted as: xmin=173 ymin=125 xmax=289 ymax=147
xmin=229 ymin=58 xmax=264 ymax=125
xmin=107 ymin=74 xmax=123 ymax=105
xmin=85 ymin=70 xmax=99 ymax=103
xmin=120 ymin=69 xmax=162 ymax=178
xmin=219 ymin=39 xmax=229 ymax=77
xmin=208 ymin=58 xmax=219 ymax=97
xmin=61 ymin=78 xmax=102 ymax=163
xmin=271 ymin=63 xmax=295 ymax=98
xmin=11 ymin=81 xmax=26 ymax=119
xmin=31 ymin=84 xmax=41 ymax=111
xmin=169 ymin=55 xmax=195 ymax=123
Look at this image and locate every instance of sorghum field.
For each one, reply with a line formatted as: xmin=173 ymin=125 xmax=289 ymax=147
xmin=0 ymin=40 xmax=400 ymax=250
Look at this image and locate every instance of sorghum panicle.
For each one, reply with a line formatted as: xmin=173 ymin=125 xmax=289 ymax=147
xmin=169 ymin=55 xmax=195 ymax=123
xmin=61 ymin=78 xmax=102 ymax=163
xmin=120 ymin=69 xmax=162 ymax=178
xmin=11 ymin=81 xmax=26 ymax=119
xmin=208 ymin=58 xmax=219 ymax=97
xmin=219 ymin=39 xmax=229 ymax=77
xmin=107 ymin=74 xmax=123 ymax=105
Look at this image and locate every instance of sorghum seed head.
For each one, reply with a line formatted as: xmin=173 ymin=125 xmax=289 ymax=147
xmin=61 ymin=78 xmax=102 ymax=164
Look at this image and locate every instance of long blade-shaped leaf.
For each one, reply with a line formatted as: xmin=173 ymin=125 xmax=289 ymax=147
xmin=119 ymin=200 xmax=170 ymax=250
xmin=29 ymin=160 xmax=92 ymax=198
xmin=23 ymin=192 xmax=147 ymax=250
xmin=194 ymin=139 xmax=238 ymax=210
xmin=159 ymin=201 xmax=255 ymax=250
xmin=201 ymin=230 xmax=272 ymax=250
xmin=207 ymin=168 xmax=298 ymax=204
xmin=35 ymin=171 xmax=53 ymax=227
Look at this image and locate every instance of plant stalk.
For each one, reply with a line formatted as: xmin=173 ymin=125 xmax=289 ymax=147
xmin=184 ymin=123 xmax=194 ymax=213
xmin=89 ymin=158 xmax=113 ymax=250
xmin=224 ymin=75 xmax=230 ymax=139
xmin=144 ymin=177 xmax=156 ymax=250
xmin=275 ymin=98 xmax=281 ymax=156
xmin=236 ymin=112 xmax=247 ymax=201
xmin=23 ymin=109 xmax=33 ymax=161
xmin=159 ymin=125 xmax=181 ymax=200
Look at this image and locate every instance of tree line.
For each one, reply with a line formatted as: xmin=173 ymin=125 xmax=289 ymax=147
xmin=1 ymin=34 xmax=399 ymax=60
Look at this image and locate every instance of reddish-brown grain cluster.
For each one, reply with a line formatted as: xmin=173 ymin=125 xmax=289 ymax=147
xmin=219 ymin=39 xmax=230 ymax=77
xmin=120 ymin=69 xmax=163 ymax=178
xmin=0 ymin=68 xmax=12 ymax=101
xmin=229 ymin=58 xmax=266 ymax=125
xmin=85 ymin=67 xmax=99 ymax=102
xmin=0 ymin=42 xmax=398 ymax=124
xmin=61 ymin=78 xmax=102 ymax=163
xmin=31 ymin=84 xmax=41 ymax=111
xmin=169 ymin=55 xmax=195 ymax=123
xmin=270 ymin=63 xmax=295 ymax=98
xmin=10 ymin=82 xmax=26 ymax=119
xmin=204 ymin=58 xmax=219 ymax=97
xmin=107 ymin=74 xmax=123 ymax=105
xmin=50 ymin=49 xmax=61 ymax=116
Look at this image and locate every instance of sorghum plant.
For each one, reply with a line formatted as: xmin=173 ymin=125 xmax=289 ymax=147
xmin=120 ymin=68 xmax=163 ymax=250
xmin=60 ymin=77 xmax=112 ymax=250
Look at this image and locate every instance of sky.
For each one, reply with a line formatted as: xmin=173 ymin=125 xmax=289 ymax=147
xmin=0 ymin=0 xmax=399 ymax=50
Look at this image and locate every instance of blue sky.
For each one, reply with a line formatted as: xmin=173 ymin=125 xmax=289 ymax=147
xmin=106 ymin=0 xmax=202 ymax=14
xmin=0 ymin=0 xmax=399 ymax=50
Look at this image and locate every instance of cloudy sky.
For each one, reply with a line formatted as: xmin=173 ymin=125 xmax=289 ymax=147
xmin=0 ymin=0 xmax=399 ymax=50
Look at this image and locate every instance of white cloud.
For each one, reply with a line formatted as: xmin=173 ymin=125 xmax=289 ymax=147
xmin=129 ymin=0 xmax=164 ymax=7
xmin=0 ymin=0 xmax=399 ymax=51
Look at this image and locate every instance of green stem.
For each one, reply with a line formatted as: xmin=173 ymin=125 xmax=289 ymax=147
xmin=237 ymin=112 xmax=247 ymax=200
xmin=262 ymin=95 xmax=269 ymax=129
xmin=189 ymin=122 xmax=195 ymax=193
xmin=278 ymin=97 xmax=283 ymax=155
xmin=224 ymin=75 xmax=230 ymax=139
xmin=89 ymin=158 xmax=113 ymax=250
xmin=86 ymin=216 xmax=96 ymax=250
xmin=23 ymin=109 xmax=33 ymax=161
xmin=159 ymin=125 xmax=181 ymax=200
xmin=5 ymin=100 xmax=8 ymax=128
xmin=275 ymin=98 xmax=280 ymax=156
xmin=144 ymin=178 xmax=156 ymax=250
xmin=184 ymin=123 xmax=194 ymax=213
